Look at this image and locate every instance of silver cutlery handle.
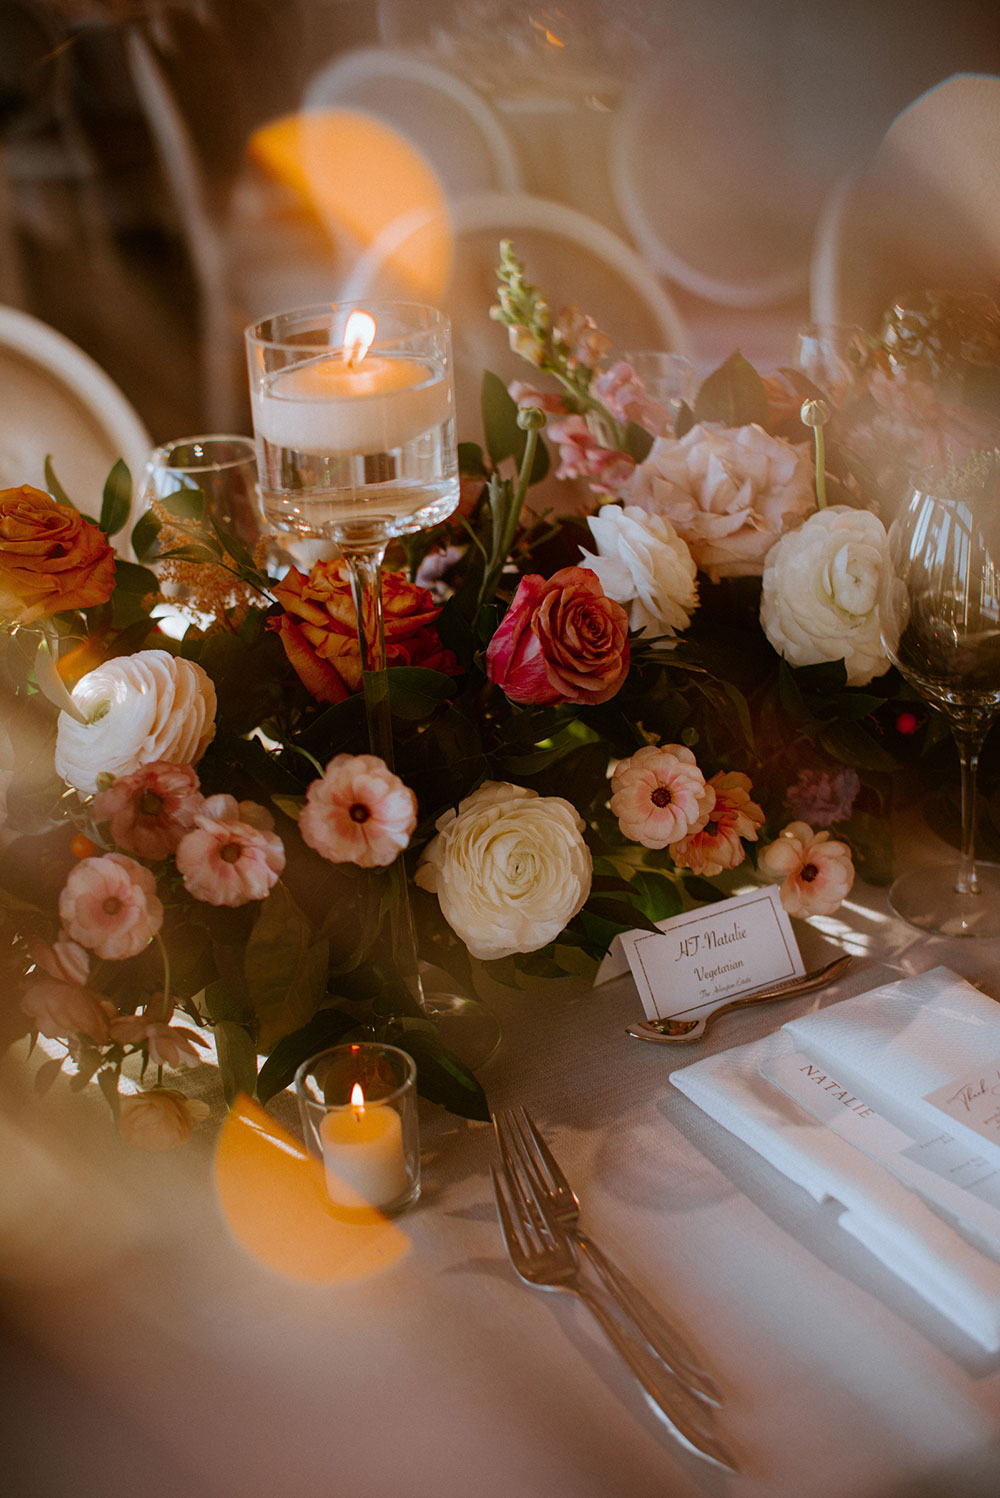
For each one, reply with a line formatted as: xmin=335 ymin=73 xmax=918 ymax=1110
xmin=578 ymin=1237 xmax=722 ymax=1404
xmin=572 ymin=1282 xmax=737 ymax=1471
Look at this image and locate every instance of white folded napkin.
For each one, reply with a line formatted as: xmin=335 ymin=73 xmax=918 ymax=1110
xmin=671 ymin=967 xmax=1000 ymax=1350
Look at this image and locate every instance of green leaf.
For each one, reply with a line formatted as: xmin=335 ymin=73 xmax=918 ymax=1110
xmin=818 ymin=720 xmax=900 ymax=774
xmin=458 ymin=442 xmax=489 ymax=480
xmin=34 ymin=1055 xmax=64 ymax=1095
xmin=100 ymin=461 xmax=132 ymax=537
xmin=585 ymin=896 xmax=659 ymax=933
xmin=256 ymin=1007 xmax=359 ymax=1104
xmin=681 ymin=874 xmax=728 ymax=904
xmin=623 ymin=421 xmax=655 ymax=464
xmin=130 ymin=509 xmax=162 ymax=562
xmin=200 ymin=977 xmax=253 ymax=1026
xmin=480 ymin=369 xmax=550 ymax=483
xmin=244 ymin=884 xmax=330 ymax=1050
xmin=388 ymin=1023 xmax=489 ymax=1121
xmin=43 ymin=457 xmax=72 ymax=507
xmin=214 ymin=1020 xmax=260 ymax=1105
xmin=156 ymin=541 xmax=224 ymax=564
xmin=161 ymin=488 xmax=206 ymax=523
xmin=97 ymin=1066 xmax=120 ymax=1120
xmin=693 ymin=352 xmax=770 ymax=429
xmin=629 ymin=870 xmax=683 ymax=924
xmin=386 ymin=666 xmax=456 ymax=720
xmin=111 ymin=559 xmax=160 ymax=595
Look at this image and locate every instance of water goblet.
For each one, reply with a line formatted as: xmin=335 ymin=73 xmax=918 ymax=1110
xmin=880 ymin=465 xmax=1000 ymax=936
xmin=245 ymin=300 xmax=499 ymax=1060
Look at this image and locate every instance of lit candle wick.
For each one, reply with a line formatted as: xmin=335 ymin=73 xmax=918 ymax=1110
xmin=350 ymin=1082 xmax=365 ymax=1123
xmin=342 ymin=311 xmax=376 ymax=372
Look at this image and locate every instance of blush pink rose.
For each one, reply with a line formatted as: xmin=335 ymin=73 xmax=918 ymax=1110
xmin=486 ymin=565 xmax=630 ymax=707
xmin=299 ymin=753 xmax=417 ymax=869
xmin=757 ymin=820 xmax=855 ymax=917
xmin=610 ymin=744 xmax=715 ymax=849
xmin=58 ymin=852 xmax=163 ymax=960
xmin=175 ymin=794 xmax=285 ymax=907
xmin=628 ymin=422 xmax=816 ymax=581
xmin=93 ymin=761 xmax=204 ymax=860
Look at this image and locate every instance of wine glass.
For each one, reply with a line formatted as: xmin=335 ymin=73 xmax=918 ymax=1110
xmin=245 ymin=301 xmax=499 ymax=1061
xmin=880 ymin=466 xmax=1000 ymax=936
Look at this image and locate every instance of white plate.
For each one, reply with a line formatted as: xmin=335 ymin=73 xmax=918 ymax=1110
xmin=0 ymin=306 xmax=151 ymax=528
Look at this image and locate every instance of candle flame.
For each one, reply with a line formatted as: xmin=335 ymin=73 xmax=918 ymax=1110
xmin=350 ymin=1083 xmax=365 ymax=1113
xmin=342 ymin=311 xmax=376 ymax=370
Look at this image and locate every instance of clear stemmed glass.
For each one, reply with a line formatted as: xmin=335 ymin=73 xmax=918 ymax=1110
xmin=880 ymin=465 xmax=1000 ymax=936
xmin=245 ymin=301 xmax=499 ymax=1060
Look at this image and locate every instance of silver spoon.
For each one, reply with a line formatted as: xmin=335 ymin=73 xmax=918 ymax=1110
xmin=625 ymin=954 xmax=852 ymax=1044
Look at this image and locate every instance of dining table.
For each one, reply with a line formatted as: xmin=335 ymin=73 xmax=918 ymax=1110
xmin=3 ymin=808 xmax=1000 ymax=1498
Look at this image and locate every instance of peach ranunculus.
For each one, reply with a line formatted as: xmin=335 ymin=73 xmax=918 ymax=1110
xmin=270 ymin=559 xmax=460 ymax=705
xmin=486 ymin=565 xmax=630 ymax=707
xmin=628 ymin=422 xmax=816 ymax=581
xmin=0 ymin=484 xmax=116 ymax=624
xmin=118 ymin=1088 xmax=211 ymax=1150
xmin=670 ymin=771 xmax=766 ymax=877
xmin=93 ymin=761 xmax=204 ymax=860
xmin=55 ymin=649 xmax=217 ymax=796
xmin=299 ymin=754 xmax=417 ymax=869
xmin=757 ymin=820 xmax=855 ymax=917
xmin=59 ymin=852 xmax=163 ymax=960
xmin=175 ymin=794 xmax=285 ymax=907
xmin=610 ymin=744 xmax=715 ymax=850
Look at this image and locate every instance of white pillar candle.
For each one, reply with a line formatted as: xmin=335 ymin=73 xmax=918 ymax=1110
xmin=319 ymin=1086 xmax=409 ymax=1209
xmin=253 ymin=352 xmax=452 ymax=455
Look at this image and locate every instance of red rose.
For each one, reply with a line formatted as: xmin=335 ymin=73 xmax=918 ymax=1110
xmin=270 ymin=558 xmax=460 ymax=705
xmin=486 ymin=565 xmax=630 ymax=706
xmin=0 ymin=484 xmax=115 ymax=624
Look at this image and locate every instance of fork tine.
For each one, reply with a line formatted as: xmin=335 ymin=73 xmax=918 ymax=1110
xmin=516 ymin=1106 xmax=565 ymax=1197
xmin=494 ymin=1111 xmax=560 ymax=1246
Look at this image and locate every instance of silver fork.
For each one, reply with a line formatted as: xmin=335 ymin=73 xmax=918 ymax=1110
xmin=494 ymin=1106 xmax=722 ymax=1405
xmin=490 ymin=1159 xmax=738 ymax=1472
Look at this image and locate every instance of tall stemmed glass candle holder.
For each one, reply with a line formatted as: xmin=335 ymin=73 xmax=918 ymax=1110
xmin=880 ymin=466 xmax=1000 ymax=936
xmin=246 ymin=303 xmax=498 ymax=1058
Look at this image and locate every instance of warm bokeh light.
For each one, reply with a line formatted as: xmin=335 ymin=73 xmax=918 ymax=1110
xmin=213 ymin=1095 xmax=408 ymax=1283
xmin=248 ymin=109 xmax=453 ymax=302
xmin=342 ymin=311 xmax=376 ymax=366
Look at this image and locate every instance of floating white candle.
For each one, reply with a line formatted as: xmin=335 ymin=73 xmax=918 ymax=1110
xmin=252 ymin=308 xmax=451 ymax=455
xmin=319 ymin=1083 xmax=409 ymax=1209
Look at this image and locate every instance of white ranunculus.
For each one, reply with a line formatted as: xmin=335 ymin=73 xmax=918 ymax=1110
xmin=628 ymin=422 xmax=816 ymax=581
xmin=414 ymin=781 xmax=592 ymax=960
xmin=578 ymin=503 xmax=698 ymax=636
xmin=55 ymin=649 xmax=217 ymax=795
xmin=759 ymin=506 xmax=892 ymax=686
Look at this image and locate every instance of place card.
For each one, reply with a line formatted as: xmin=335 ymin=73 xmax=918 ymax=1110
xmin=609 ymin=885 xmax=804 ymax=1022
xmin=924 ymin=1064 xmax=1000 ymax=1153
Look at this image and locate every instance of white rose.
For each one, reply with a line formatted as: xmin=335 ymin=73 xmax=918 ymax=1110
xmin=55 ymin=649 xmax=217 ymax=795
xmin=578 ymin=504 xmax=698 ymax=636
xmin=415 ymin=781 xmax=592 ymax=960
xmin=628 ymin=422 xmax=816 ymax=581
xmin=759 ymin=506 xmax=892 ymax=686
xmin=118 ymin=1088 xmax=211 ymax=1151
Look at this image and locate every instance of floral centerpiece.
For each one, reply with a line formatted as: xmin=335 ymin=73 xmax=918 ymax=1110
xmin=2 ymin=244 xmax=973 ymax=1148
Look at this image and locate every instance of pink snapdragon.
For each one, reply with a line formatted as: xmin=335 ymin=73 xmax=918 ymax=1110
xmin=93 ymin=761 xmax=204 ymax=860
xmin=592 ymin=362 xmax=672 ymax=437
xmin=299 ymin=754 xmax=417 ymax=869
xmin=671 ymin=771 xmax=766 ymax=877
xmin=58 ymin=852 xmax=163 ymax=960
xmin=175 ymin=794 xmax=285 ymax=906
xmin=757 ymin=820 xmax=855 ymax=917
xmin=548 ymin=415 xmax=635 ymax=496
xmin=610 ymin=745 xmax=715 ymax=850
xmin=508 ymin=381 xmax=569 ymax=417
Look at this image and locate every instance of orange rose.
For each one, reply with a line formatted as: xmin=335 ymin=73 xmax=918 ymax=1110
xmin=270 ymin=558 xmax=460 ymax=704
xmin=0 ymin=485 xmax=116 ymax=624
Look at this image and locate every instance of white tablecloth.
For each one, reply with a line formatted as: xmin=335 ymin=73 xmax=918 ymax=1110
xmin=4 ymin=841 xmax=1000 ymax=1498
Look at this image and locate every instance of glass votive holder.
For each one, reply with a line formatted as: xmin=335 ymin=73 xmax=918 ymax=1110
xmin=293 ymin=1043 xmax=420 ymax=1216
xmin=795 ymin=323 xmax=867 ymax=400
xmin=140 ymin=433 xmax=263 ymax=549
xmin=622 ymin=350 xmax=697 ymax=410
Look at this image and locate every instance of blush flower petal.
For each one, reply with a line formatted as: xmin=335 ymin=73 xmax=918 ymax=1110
xmin=758 ymin=820 xmax=855 ymax=917
xmin=671 ymin=771 xmax=765 ymax=876
xmin=299 ymin=754 xmax=418 ymax=869
xmin=610 ymin=745 xmax=715 ymax=849
xmin=175 ymin=794 xmax=285 ymax=907
xmin=118 ymin=1089 xmax=211 ymax=1151
xmin=93 ymin=761 xmax=204 ymax=860
xmin=58 ymin=852 xmax=163 ymax=960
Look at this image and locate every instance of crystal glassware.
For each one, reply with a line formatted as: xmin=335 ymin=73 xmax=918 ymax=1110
xmin=880 ymin=468 xmax=1000 ymax=935
xmin=140 ymin=434 xmax=263 ymax=549
xmin=245 ymin=301 xmax=499 ymax=1062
